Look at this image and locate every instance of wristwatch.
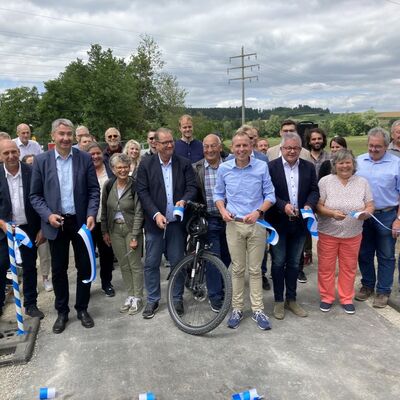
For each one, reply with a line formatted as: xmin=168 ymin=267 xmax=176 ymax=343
xmin=256 ymin=209 xmax=264 ymax=217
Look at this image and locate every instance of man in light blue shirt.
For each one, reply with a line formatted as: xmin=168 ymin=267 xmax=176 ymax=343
xmin=355 ymin=127 xmax=400 ymax=308
xmin=214 ymin=129 xmax=275 ymax=330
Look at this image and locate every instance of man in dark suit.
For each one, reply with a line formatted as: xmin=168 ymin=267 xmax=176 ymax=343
xmin=266 ymin=132 xmax=319 ymax=320
xmin=136 ymin=127 xmax=197 ymax=319
xmin=0 ymin=140 xmax=44 ymax=319
xmin=30 ymin=119 xmax=100 ymax=334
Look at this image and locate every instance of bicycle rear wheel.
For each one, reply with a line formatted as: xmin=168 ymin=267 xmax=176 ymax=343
xmin=167 ymin=252 xmax=232 ymax=335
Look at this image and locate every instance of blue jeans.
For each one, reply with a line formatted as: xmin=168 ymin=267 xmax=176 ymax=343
xmin=270 ymin=221 xmax=306 ymax=302
xmin=358 ymin=209 xmax=397 ymax=295
xmin=144 ymin=222 xmax=186 ymax=303
xmin=206 ymin=217 xmax=231 ymax=305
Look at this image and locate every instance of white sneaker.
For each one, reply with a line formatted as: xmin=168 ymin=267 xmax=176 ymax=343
xmin=43 ymin=278 xmax=53 ymax=292
xmin=128 ymin=297 xmax=143 ymax=315
xmin=120 ymin=297 xmax=133 ymax=313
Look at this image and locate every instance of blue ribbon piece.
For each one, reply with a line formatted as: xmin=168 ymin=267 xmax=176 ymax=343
xmin=300 ymin=208 xmax=318 ymax=237
xmin=232 ymin=388 xmax=262 ymax=400
xmin=173 ymin=206 xmax=185 ymax=221
xmin=139 ymin=392 xmax=156 ymax=400
xmin=78 ymin=224 xmax=97 ymax=283
xmin=39 ymin=387 xmax=56 ymax=399
xmin=256 ymin=219 xmax=279 ymax=245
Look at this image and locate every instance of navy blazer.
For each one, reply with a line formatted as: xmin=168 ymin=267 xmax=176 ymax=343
xmin=136 ymin=153 xmax=198 ymax=234
xmin=265 ymin=157 xmax=319 ymax=229
xmin=29 ymin=148 xmax=100 ymax=240
xmin=0 ymin=162 xmax=41 ymax=241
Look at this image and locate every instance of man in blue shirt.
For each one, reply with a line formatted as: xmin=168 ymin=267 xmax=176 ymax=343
xmin=214 ymin=131 xmax=276 ymax=330
xmin=174 ymin=115 xmax=204 ymax=163
xmin=355 ymin=127 xmax=400 ymax=308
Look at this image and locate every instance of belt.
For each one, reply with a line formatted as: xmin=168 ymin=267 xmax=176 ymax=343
xmin=114 ymin=218 xmax=125 ymax=224
xmin=61 ymin=213 xmax=75 ymax=218
xmin=288 ymin=215 xmax=300 ymax=222
xmin=234 ymin=217 xmax=245 ymax=223
xmin=374 ymin=206 xmax=397 ymax=214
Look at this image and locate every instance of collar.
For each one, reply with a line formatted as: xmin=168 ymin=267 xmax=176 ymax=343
xmin=204 ymin=158 xmax=221 ymax=169
xmin=233 ymin=155 xmax=253 ymax=169
xmin=158 ymin=154 xmax=172 ymax=167
xmin=361 ymin=151 xmax=391 ymax=163
xmin=4 ymin=162 xmax=21 ymax=178
xmin=55 ymin=148 xmax=73 ymax=160
xmin=282 ymin=157 xmax=300 ymax=169
xmin=15 ymin=137 xmax=29 ymax=147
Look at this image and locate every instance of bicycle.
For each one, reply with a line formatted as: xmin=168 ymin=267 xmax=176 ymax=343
xmin=167 ymin=201 xmax=232 ymax=335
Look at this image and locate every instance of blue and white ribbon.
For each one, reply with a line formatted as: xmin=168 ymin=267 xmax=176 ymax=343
xmin=139 ymin=392 xmax=156 ymax=400
xmin=232 ymin=388 xmax=262 ymax=400
xmin=349 ymin=211 xmax=399 ymax=232
xmin=39 ymin=387 xmax=56 ymax=399
xmin=173 ymin=206 xmax=185 ymax=221
xmin=300 ymin=209 xmax=318 ymax=237
xmin=78 ymin=224 xmax=96 ymax=283
xmin=6 ymin=223 xmax=28 ymax=335
xmin=256 ymin=219 xmax=279 ymax=245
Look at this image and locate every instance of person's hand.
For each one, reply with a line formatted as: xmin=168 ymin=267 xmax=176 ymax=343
xmin=175 ymin=200 xmax=186 ymax=208
xmin=0 ymin=219 xmax=7 ymax=234
xmin=220 ymin=209 xmax=234 ymax=222
xmin=284 ymin=203 xmax=298 ymax=217
xmin=392 ymin=218 xmax=400 ymax=239
xmin=49 ymin=214 xmax=63 ymax=228
xmin=356 ymin=211 xmax=370 ymax=221
xmin=86 ymin=216 xmax=95 ymax=231
xmin=103 ymin=232 xmax=112 ymax=246
xmin=35 ymin=230 xmax=46 ymax=247
xmin=129 ymin=239 xmax=138 ymax=250
xmin=155 ymin=213 xmax=167 ymax=230
xmin=243 ymin=211 xmax=259 ymax=224
xmin=332 ymin=210 xmax=346 ymax=221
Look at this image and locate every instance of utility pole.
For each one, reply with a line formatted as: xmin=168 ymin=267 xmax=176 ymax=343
xmin=228 ymin=46 xmax=259 ymax=125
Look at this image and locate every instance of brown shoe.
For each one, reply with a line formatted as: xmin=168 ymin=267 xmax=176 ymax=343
xmin=273 ymin=302 xmax=285 ymax=320
xmin=285 ymin=300 xmax=308 ymax=317
xmin=355 ymin=286 xmax=374 ymax=301
xmin=372 ymin=293 xmax=389 ymax=308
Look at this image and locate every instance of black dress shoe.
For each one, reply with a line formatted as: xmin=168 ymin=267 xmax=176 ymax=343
xmin=262 ymin=275 xmax=271 ymax=291
xmin=174 ymin=301 xmax=184 ymax=317
xmin=77 ymin=310 xmax=94 ymax=328
xmin=25 ymin=305 xmax=45 ymax=320
xmin=52 ymin=314 xmax=69 ymax=334
xmin=103 ymin=285 xmax=115 ymax=297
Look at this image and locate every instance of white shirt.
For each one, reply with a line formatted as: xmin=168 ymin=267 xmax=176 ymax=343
xmin=13 ymin=137 xmax=42 ymax=160
xmin=282 ymin=158 xmax=299 ymax=209
xmin=4 ymin=164 xmax=27 ymax=225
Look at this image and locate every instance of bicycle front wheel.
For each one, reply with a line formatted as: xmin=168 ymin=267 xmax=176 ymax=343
xmin=167 ymin=252 xmax=232 ymax=335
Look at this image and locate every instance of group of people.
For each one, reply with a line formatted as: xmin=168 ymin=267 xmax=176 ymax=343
xmin=0 ymin=115 xmax=399 ymax=334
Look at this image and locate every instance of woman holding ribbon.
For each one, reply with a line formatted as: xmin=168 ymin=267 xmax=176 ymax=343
xmin=101 ymin=153 xmax=144 ymax=315
xmin=317 ymin=149 xmax=374 ymax=314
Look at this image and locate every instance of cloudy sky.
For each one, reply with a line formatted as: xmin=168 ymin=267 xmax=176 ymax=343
xmin=0 ymin=0 xmax=399 ymax=112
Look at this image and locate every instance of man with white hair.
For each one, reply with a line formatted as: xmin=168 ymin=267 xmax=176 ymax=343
xmin=388 ymin=120 xmax=400 ymax=157
xmin=13 ymin=123 xmax=42 ymax=160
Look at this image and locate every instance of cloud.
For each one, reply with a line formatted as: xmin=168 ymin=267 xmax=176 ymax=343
xmin=0 ymin=0 xmax=399 ymax=112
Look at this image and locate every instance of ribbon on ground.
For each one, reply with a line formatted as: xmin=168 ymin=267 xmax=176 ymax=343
xmin=78 ymin=224 xmax=97 ymax=283
xmin=349 ymin=211 xmax=398 ymax=232
xmin=256 ymin=219 xmax=279 ymax=245
xmin=6 ymin=223 xmax=30 ymax=334
xmin=300 ymin=209 xmax=318 ymax=237
xmin=232 ymin=388 xmax=262 ymax=400
xmin=173 ymin=206 xmax=185 ymax=221
xmin=139 ymin=392 xmax=156 ymax=400
xmin=39 ymin=387 xmax=56 ymax=399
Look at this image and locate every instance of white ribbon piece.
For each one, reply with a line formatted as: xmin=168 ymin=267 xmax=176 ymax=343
xmin=256 ymin=219 xmax=279 ymax=245
xmin=173 ymin=206 xmax=185 ymax=221
xmin=139 ymin=393 xmax=156 ymax=400
xmin=300 ymin=209 xmax=318 ymax=238
xmin=349 ymin=211 xmax=398 ymax=232
xmin=232 ymin=388 xmax=263 ymax=400
xmin=78 ymin=224 xmax=97 ymax=283
xmin=39 ymin=387 xmax=56 ymax=399
xmin=13 ymin=226 xmax=33 ymax=264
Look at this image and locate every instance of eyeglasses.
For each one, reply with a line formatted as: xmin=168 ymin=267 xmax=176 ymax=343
xmin=203 ymin=144 xmax=219 ymax=149
xmin=107 ymin=135 xmax=119 ymax=139
xmin=368 ymin=145 xmax=384 ymax=150
xmin=148 ymin=137 xmax=155 ymax=141
xmin=282 ymin=146 xmax=301 ymax=152
xmin=157 ymin=140 xmax=174 ymax=146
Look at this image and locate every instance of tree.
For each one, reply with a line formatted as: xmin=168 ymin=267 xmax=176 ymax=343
xmin=0 ymin=86 xmax=40 ymax=135
xmin=264 ymin=115 xmax=282 ymax=137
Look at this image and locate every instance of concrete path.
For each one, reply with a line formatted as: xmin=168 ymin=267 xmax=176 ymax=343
xmin=1 ymin=254 xmax=400 ymax=400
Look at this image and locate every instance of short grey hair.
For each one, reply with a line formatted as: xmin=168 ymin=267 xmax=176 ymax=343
xmin=109 ymin=152 xmax=131 ymax=169
xmin=331 ymin=149 xmax=357 ymax=175
xmin=368 ymin=127 xmax=390 ymax=146
xmin=155 ymin=127 xmax=172 ymax=141
xmin=280 ymin=132 xmax=302 ymax=147
xmin=391 ymin=120 xmax=400 ymax=132
xmin=0 ymin=132 xmax=11 ymax=140
xmin=52 ymin=118 xmax=74 ymax=132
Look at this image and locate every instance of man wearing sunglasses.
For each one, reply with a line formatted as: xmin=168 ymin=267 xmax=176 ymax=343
xmin=103 ymin=127 xmax=123 ymax=167
xmin=143 ymin=130 xmax=157 ymax=157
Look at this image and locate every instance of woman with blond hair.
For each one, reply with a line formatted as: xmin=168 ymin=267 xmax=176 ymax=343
xmin=123 ymin=139 xmax=142 ymax=176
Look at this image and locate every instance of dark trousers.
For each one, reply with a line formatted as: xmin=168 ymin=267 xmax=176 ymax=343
xmin=0 ymin=225 xmax=38 ymax=309
xmin=92 ymin=222 xmax=114 ymax=288
xmin=271 ymin=221 xmax=307 ymax=302
xmin=48 ymin=215 xmax=91 ymax=314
